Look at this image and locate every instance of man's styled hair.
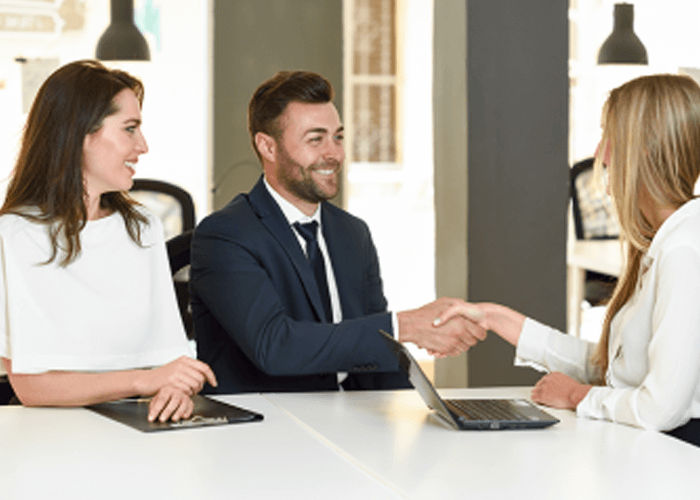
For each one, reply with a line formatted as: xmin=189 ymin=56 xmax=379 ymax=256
xmin=248 ymin=71 xmax=334 ymax=161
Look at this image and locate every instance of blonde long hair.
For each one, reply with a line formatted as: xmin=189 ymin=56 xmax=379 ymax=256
xmin=593 ymin=74 xmax=700 ymax=379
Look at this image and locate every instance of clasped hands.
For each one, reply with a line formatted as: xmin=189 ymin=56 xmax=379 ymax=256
xmin=398 ymin=298 xmax=592 ymax=411
xmin=397 ymin=297 xmax=488 ymax=357
xmin=136 ymin=356 xmax=217 ymax=423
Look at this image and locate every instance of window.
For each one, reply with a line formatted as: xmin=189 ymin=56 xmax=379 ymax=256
xmin=344 ymin=0 xmax=436 ymax=351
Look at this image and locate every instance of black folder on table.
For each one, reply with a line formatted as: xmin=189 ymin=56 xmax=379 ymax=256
xmin=87 ymin=394 xmax=263 ymax=432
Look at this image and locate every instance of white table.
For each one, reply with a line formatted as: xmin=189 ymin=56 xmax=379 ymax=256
xmin=0 ymin=394 xmax=402 ymax=500
xmin=2 ymin=388 xmax=698 ymax=500
xmin=567 ymin=239 xmax=624 ymax=336
xmin=267 ymin=387 xmax=700 ymax=500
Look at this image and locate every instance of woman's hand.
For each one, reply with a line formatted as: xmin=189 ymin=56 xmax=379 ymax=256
xmin=136 ymin=356 xmax=217 ymax=397
xmin=397 ymin=298 xmax=488 ymax=357
xmin=433 ymin=302 xmax=525 ymax=347
xmin=147 ymin=386 xmax=195 ymax=422
xmin=531 ymin=372 xmax=592 ymax=410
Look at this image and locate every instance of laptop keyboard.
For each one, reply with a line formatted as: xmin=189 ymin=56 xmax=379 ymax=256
xmin=447 ymin=399 xmax=527 ymax=421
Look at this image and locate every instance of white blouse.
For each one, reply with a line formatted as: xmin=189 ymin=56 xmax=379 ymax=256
xmin=516 ymin=198 xmax=700 ymax=431
xmin=0 ymin=208 xmax=192 ymax=375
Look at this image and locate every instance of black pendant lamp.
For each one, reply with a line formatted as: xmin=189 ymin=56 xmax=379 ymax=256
xmin=95 ymin=0 xmax=150 ymax=61
xmin=597 ymin=3 xmax=647 ymax=65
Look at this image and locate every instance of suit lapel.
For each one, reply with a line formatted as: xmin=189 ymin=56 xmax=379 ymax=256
xmin=247 ymin=177 xmax=329 ymax=322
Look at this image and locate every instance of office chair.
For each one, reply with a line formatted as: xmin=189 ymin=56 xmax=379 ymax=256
xmin=166 ymin=229 xmax=195 ymax=340
xmin=0 ymin=376 xmax=16 ymax=405
xmin=130 ymin=179 xmax=196 ymax=240
xmin=570 ymin=157 xmax=619 ymax=305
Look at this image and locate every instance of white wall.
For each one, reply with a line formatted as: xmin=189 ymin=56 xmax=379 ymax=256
xmin=570 ymin=0 xmax=700 ymax=163
xmin=0 ymin=0 xmax=209 ymax=220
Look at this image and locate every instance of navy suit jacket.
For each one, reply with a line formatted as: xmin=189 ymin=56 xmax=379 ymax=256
xmin=191 ymin=176 xmax=410 ymax=394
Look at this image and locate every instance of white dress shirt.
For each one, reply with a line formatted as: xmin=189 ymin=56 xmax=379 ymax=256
xmin=263 ymin=178 xmax=343 ymax=323
xmin=264 ymin=178 xmax=399 ymax=338
xmin=516 ymin=197 xmax=700 ymax=431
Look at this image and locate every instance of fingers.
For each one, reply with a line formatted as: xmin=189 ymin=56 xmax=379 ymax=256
xmin=530 ymin=377 xmax=547 ymax=404
xmin=198 ymin=360 xmax=218 ymax=388
xmin=397 ymin=298 xmax=489 ymax=357
xmin=531 ymin=374 xmax=567 ymax=408
xmin=530 ymin=372 xmax=590 ymax=410
xmin=431 ymin=316 xmax=488 ymax=356
xmin=171 ymin=356 xmax=218 ymax=388
xmin=146 ymin=357 xmax=218 ymax=397
xmin=148 ymin=387 xmax=195 ymax=422
xmin=426 ymin=301 xmax=489 ymax=357
xmin=426 ymin=350 xmax=447 ymax=358
xmin=433 ymin=303 xmax=485 ymax=328
xmin=463 ymin=317 xmax=488 ymax=341
xmin=414 ymin=322 xmax=482 ymax=356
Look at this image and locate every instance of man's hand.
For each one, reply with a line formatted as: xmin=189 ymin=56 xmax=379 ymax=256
xmin=531 ymin=372 xmax=592 ymax=410
xmin=396 ymin=297 xmax=487 ymax=356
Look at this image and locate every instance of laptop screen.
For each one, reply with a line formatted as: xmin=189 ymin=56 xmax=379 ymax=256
xmin=379 ymin=330 xmax=459 ymax=427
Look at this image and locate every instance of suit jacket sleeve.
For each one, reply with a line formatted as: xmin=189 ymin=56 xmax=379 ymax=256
xmin=190 ymin=202 xmax=400 ymax=378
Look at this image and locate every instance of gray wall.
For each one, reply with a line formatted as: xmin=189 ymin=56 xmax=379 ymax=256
xmin=466 ymin=0 xmax=569 ymax=386
xmin=435 ymin=0 xmax=569 ymax=387
xmin=212 ymin=0 xmax=343 ymax=210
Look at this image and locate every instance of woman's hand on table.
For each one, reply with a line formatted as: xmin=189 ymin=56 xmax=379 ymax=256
xmin=147 ymin=386 xmax=195 ymax=422
xmin=531 ymin=372 xmax=592 ymax=410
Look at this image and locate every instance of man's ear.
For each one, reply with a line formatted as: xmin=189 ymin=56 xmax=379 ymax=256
xmin=255 ymin=132 xmax=277 ymax=164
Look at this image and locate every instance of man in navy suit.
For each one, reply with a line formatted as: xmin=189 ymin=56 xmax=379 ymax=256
xmin=191 ymin=71 xmax=485 ymax=394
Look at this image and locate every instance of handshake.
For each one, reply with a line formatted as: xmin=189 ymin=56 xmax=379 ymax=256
xmin=396 ymin=297 xmax=490 ymax=357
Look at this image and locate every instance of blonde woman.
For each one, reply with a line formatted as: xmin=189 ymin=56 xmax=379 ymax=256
xmin=436 ymin=74 xmax=700 ymax=446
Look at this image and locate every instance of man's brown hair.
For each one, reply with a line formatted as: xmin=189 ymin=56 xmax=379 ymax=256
xmin=247 ymin=71 xmax=334 ymax=161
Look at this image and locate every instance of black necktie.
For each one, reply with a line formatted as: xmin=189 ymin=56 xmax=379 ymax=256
xmin=294 ymin=221 xmax=333 ymax=322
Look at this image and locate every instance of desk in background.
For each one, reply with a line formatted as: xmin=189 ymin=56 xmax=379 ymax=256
xmin=567 ymin=239 xmax=623 ymax=336
xmin=2 ymin=388 xmax=698 ymax=500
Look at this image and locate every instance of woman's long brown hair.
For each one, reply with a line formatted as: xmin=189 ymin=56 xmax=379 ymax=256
xmin=1 ymin=60 xmax=148 ymax=266
xmin=592 ymin=74 xmax=700 ymax=381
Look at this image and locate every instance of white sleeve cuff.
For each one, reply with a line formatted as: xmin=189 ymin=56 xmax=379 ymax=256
xmin=576 ymin=385 xmax=617 ymax=421
xmin=514 ymin=317 xmax=551 ymax=373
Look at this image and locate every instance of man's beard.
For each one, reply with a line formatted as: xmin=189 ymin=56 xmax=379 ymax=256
xmin=277 ymin=145 xmax=340 ymax=204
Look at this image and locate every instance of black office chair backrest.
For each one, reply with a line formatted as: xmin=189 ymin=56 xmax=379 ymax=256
xmin=130 ymin=179 xmax=195 ymax=240
xmin=0 ymin=376 xmax=16 ymax=405
xmin=166 ymin=229 xmax=195 ymax=340
xmin=570 ymin=158 xmax=619 ymax=240
xmin=570 ymin=158 xmax=619 ymax=306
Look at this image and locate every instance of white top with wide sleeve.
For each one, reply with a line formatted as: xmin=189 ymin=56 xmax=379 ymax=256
xmin=516 ymin=197 xmax=700 ymax=431
xmin=0 ymin=208 xmax=192 ymax=375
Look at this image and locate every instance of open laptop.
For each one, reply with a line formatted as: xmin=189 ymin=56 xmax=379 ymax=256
xmin=379 ymin=330 xmax=559 ymax=430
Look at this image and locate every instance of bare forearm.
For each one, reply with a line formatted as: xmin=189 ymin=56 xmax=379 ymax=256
xmin=4 ymin=360 xmax=143 ymax=407
xmin=3 ymin=355 xmax=215 ymax=408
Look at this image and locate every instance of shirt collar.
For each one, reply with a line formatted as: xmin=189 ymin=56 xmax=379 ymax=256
xmin=647 ymin=197 xmax=700 ymax=257
xmin=263 ymin=176 xmax=322 ymax=226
